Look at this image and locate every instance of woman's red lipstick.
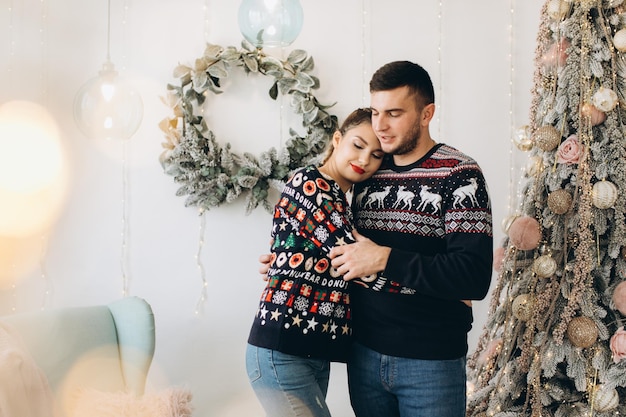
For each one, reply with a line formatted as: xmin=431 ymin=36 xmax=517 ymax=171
xmin=351 ymin=164 xmax=365 ymax=174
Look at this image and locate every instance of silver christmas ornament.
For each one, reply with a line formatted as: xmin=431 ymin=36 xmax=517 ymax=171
xmin=532 ymin=254 xmax=557 ymax=278
xmin=592 ymin=180 xmax=618 ymax=209
xmin=512 ymin=294 xmax=534 ymax=321
xmin=591 ymin=384 xmax=619 ymax=412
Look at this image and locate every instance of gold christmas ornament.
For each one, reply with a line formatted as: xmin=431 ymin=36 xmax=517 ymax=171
xmin=526 ymin=156 xmax=543 ymax=176
xmin=533 ymin=125 xmax=561 ymax=151
xmin=566 ymin=316 xmax=598 ymax=348
xmin=579 ymin=0 xmax=598 ymax=9
xmin=547 ymin=189 xmax=572 ymax=214
xmin=592 ymin=180 xmax=618 ymax=209
xmin=614 ymin=28 xmax=626 ymax=52
xmin=547 ymin=0 xmax=570 ymax=19
xmin=532 ymin=254 xmax=557 ymax=278
xmin=512 ymin=294 xmax=534 ymax=321
xmin=513 ymin=125 xmax=533 ymax=151
xmin=501 ymin=214 xmax=519 ymax=234
xmin=591 ymin=385 xmax=619 ymax=412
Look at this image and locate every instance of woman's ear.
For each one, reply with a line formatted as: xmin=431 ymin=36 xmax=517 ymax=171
xmin=332 ymin=131 xmax=342 ymax=147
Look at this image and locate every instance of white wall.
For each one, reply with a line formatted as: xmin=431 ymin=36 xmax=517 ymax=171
xmin=0 ymin=1 xmax=544 ymax=416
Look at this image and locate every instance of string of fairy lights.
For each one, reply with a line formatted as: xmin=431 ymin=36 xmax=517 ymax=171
xmin=7 ymin=1 xmax=16 ymax=313
xmin=120 ymin=0 xmax=131 ymax=297
xmin=39 ymin=0 xmax=52 ymax=310
xmin=361 ymin=0 xmax=371 ymax=107
xmin=508 ymin=0 xmax=517 ymax=221
xmin=437 ymin=0 xmax=443 ymax=140
xmin=194 ymin=0 xmax=213 ymax=315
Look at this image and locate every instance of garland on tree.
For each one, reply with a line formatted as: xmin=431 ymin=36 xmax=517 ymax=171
xmin=159 ymin=40 xmax=338 ymax=214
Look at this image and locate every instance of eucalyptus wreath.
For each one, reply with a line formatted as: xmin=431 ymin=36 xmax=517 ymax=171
xmin=159 ymin=39 xmax=338 ymax=213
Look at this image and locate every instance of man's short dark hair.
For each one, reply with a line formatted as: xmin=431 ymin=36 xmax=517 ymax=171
xmin=369 ymin=61 xmax=435 ymax=108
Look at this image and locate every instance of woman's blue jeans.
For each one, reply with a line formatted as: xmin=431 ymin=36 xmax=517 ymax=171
xmin=246 ymin=344 xmax=332 ymax=417
xmin=347 ymin=342 xmax=466 ymax=417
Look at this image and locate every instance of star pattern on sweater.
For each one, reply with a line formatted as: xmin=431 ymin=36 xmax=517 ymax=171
xmin=270 ymin=308 xmax=282 ymax=321
xmin=307 ymin=317 xmax=319 ymax=330
xmin=259 ymin=305 xmax=268 ymax=319
xmin=329 ymin=321 xmax=338 ymax=334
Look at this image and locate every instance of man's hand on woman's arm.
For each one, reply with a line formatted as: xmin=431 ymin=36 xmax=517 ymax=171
xmin=329 ymin=230 xmax=391 ymax=281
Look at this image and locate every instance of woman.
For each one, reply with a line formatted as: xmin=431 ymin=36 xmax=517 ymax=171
xmin=246 ymin=108 xmax=383 ymax=417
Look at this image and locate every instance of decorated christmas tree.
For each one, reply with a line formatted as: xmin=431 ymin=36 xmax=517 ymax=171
xmin=466 ymin=1 xmax=626 ymax=416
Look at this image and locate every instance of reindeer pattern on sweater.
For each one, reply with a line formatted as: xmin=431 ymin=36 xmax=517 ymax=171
xmin=354 ymin=145 xmax=491 ymax=239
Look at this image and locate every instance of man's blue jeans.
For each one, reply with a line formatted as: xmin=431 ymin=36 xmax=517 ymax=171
xmin=246 ymin=344 xmax=332 ymax=417
xmin=347 ymin=342 xmax=466 ymax=417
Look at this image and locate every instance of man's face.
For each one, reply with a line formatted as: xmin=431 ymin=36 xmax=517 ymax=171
xmin=370 ymin=86 xmax=422 ymax=157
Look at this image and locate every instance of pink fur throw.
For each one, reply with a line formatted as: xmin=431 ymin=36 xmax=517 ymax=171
xmin=70 ymin=388 xmax=193 ymax=417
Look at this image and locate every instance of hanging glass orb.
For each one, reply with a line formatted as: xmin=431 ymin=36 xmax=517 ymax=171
xmin=73 ymin=61 xmax=143 ymax=140
xmin=238 ymin=0 xmax=304 ymax=48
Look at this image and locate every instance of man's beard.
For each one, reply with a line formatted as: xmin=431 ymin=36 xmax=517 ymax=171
xmin=388 ymin=122 xmax=420 ymax=156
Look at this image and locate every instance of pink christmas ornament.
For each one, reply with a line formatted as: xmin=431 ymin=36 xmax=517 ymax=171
xmin=493 ymin=246 xmax=505 ymax=272
xmin=613 ymin=281 xmax=626 ymax=315
xmin=610 ymin=326 xmax=626 ymax=363
xmin=581 ymin=102 xmax=607 ymax=126
xmin=541 ymin=38 xmax=570 ymax=71
xmin=477 ymin=338 xmax=502 ymax=365
xmin=508 ymin=216 xmax=542 ymax=250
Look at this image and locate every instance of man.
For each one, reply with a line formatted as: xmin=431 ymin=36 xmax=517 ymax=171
xmin=328 ymin=61 xmax=493 ymax=417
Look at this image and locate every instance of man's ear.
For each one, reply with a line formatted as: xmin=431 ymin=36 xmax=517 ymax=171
xmin=421 ymin=103 xmax=436 ymax=125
